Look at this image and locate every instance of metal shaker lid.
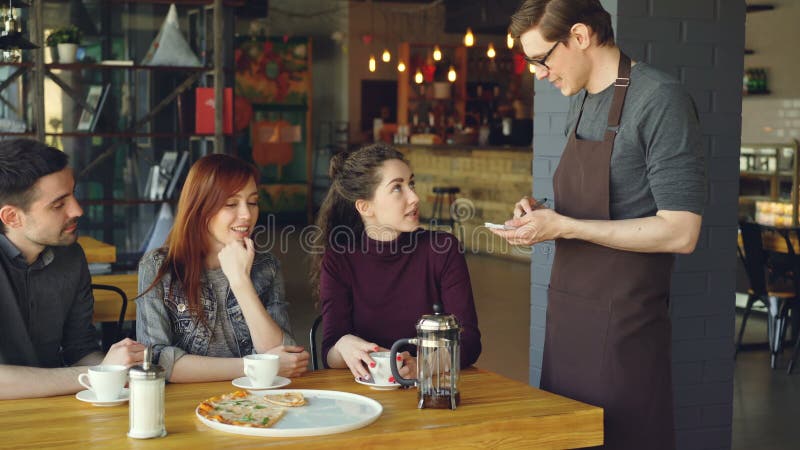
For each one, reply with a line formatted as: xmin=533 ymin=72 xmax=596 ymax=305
xmin=129 ymin=346 xmax=165 ymax=379
xmin=417 ymin=303 xmax=461 ymax=331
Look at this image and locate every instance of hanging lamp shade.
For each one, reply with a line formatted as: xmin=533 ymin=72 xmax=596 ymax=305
xmin=0 ymin=1 xmax=37 ymax=50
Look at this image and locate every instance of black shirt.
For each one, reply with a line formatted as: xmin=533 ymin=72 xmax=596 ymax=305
xmin=0 ymin=234 xmax=99 ymax=367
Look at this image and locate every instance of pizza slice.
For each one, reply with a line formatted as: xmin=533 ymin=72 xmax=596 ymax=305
xmin=263 ymin=392 xmax=306 ymax=407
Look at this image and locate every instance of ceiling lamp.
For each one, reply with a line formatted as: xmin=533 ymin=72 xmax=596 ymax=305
xmin=463 ymin=28 xmax=474 ymax=47
xmin=432 ymin=45 xmax=442 ymax=61
xmin=414 ymin=69 xmax=423 ymax=84
xmin=0 ymin=1 xmax=38 ymax=52
xmin=487 ymin=42 xmax=496 ymax=59
xmin=397 ymin=60 xmax=406 ymax=72
xmin=381 ymin=48 xmax=391 ymax=63
xmin=447 ymin=66 xmax=456 ymax=83
xmin=368 ymin=54 xmax=376 ymax=72
xmin=506 ymin=33 xmax=514 ymax=49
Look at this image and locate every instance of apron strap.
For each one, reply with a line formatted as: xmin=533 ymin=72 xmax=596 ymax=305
xmin=604 ymin=52 xmax=631 ymax=142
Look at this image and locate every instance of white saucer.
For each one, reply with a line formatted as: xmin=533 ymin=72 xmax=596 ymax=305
xmin=76 ymin=388 xmax=129 ymax=406
xmin=232 ymin=376 xmax=291 ymax=391
xmin=355 ymin=377 xmax=401 ymax=390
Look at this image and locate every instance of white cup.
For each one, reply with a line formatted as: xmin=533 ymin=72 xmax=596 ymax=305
xmin=78 ymin=365 xmax=128 ymax=402
xmin=243 ymin=354 xmax=280 ymax=387
xmin=368 ymin=351 xmax=404 ymax=384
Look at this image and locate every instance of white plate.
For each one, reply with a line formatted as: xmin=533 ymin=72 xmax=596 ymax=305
xmin=75 ymin=388 xmax=129 ymax=406
xmin=232 ymin=376 xmax=291 ymax=391
xmin=354 ymin=377 xmax=401 ymax=391
xmin=195 ymin=389 xmax=383 ymax=437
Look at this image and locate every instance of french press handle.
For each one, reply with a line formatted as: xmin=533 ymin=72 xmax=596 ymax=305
xmin=389 ymin=338 xmax=417 ymax=388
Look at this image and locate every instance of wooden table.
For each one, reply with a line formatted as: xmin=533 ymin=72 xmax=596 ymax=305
xmin=78 ymin=236 xmax=117 ymax=264
xmin=0 ymin=368 xmax=603 ymax=449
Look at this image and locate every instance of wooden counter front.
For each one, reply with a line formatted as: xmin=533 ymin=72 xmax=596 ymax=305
xmin=0 ymin=368 xmax=603 ymax=449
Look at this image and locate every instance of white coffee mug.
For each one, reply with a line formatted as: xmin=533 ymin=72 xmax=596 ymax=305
xmin=78 ymin=365 xmax=128 ymax=402
xmin=367 ymin=351 xmax=404 ymax=384
xmin=243 ymin=354 xmax=280 ymax=387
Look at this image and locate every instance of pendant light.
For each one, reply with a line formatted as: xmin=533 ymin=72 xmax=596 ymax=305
xmin=397 ymin=60 xmax=406 ymax=72
xmin=447 ymin=66 xmax=457 ymax=83
xmin=486 ymin=42 xmax=496 ymax=59
xmin=382 ymin=48 xmax=391 ymax=63
xmin=414 ymin=69 xmax=424 ymax=84
xmin=463 ymin=28 xmax=474 ymax=47
xmin=368 ymin=54 xmax=376 ymax=72
xmin=432 ymin=45 xmax=442 ymax=61
xmin=529 ymin=64 xmax=536 ymax=74
xmin=506 ymin=33 xmax=514 ymax=49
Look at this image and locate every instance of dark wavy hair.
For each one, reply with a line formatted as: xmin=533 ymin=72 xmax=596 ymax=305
xmin=309 ymin=143 xmax=407 ymax=300
xmin=0 ymin=139 xmax=69 ymax=233
xmin=509 ymin=0 xmax=614 ymax=47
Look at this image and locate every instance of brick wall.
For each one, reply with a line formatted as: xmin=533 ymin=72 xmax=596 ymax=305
xmin=529 ymin=1 xmax=742 ymax=448
xmin=401 ymin=145 xmax=533 ymax=260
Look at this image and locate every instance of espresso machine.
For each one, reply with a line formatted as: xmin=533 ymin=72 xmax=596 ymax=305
xmin=390 ymin=303 xmax=461 ymax=409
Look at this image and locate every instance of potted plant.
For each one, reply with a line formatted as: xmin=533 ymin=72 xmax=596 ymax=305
xmin=46 ymin=26 xmax=82 ymax=63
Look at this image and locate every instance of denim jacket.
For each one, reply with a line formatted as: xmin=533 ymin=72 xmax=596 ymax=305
xmin=136 ymin=248 xmax=295 ymax=379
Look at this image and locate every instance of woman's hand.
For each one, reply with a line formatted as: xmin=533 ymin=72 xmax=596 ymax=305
xmin=396 ymin=351 xmax=417 ymax=380
xmin=332 ymin=334 xmax=381 ymax=380
xmin=218 ymin=237 xmax=255 ymax=286
xmin=264 ymin=345 xmax=310 ymax=378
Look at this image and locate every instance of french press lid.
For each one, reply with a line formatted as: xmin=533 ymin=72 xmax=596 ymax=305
xmin=129 ymin=346 xmax=165 ymax=380
xmin=417 ymin=303 xmax=460 ymax=332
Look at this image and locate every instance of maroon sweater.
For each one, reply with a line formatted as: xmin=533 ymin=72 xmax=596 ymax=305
xmin=320 ymin=229 xmax=481 ymax=368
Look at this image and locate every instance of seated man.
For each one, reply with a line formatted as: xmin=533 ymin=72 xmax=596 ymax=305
xmin=0 ymin=139 xmax=144 ymax=399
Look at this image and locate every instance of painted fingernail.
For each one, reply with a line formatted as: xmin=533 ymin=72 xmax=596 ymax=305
xmin=388 ymin=376 xmax=395 ymax=383
xmin=369 ymin=362 xmax=376 ymax=368
xmin=373 ymin=346 xmax=379 ymax=351
xmin=396 ymin=355 xmax=403 ymax=361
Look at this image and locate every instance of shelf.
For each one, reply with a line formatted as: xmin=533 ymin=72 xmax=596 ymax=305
xmin=743 ymin=90 xmax=771 ymax=96
xmin=746 ymin=4 xmax=775 ymax=13
xmin=79 ymin=199 xmax=169 ymax=206
xmin=46 ymin=132 xmax=215 ymax=138
xmin=47 ymin=63 xmax=213 ymax=72
xmin=740 ymin=171 xmax=794 ymax=179
xmin=0 ymin=132 xmax=35 ymax=137
xmin=0 ymin=62 xmax=214 ymax=72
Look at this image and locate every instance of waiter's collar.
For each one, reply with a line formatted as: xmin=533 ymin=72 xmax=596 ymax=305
xmin=0 ymin=233 xmax=54 ymax=268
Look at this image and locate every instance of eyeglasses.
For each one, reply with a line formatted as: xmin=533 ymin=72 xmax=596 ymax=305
xmin=524 ymin=41 xmax=560 ymax=71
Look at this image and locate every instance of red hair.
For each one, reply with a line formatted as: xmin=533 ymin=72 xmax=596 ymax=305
xmin=143 ymin=154 xmax=259 ymax=324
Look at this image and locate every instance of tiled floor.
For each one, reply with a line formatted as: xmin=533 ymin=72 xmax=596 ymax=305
xmin=273 ymin=231 xmax=798 ymax=448
xmin=733 ymin=312 xmax=800 ymax=450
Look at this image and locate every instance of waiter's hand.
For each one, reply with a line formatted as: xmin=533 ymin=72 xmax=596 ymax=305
xmin=512 ymin=196 xmax=548 ymax=218
xmin=491 ymin=208 xmax=564 ymax=246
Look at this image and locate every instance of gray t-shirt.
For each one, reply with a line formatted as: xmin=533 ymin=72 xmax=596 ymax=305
xmin=206 ymin=268 xmax=239 ymax=357
xmin=565 ymin=62 xmax=706 ymax=219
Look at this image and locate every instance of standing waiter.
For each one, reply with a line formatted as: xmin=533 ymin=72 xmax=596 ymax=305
xmin=492 ymin=1 xmax=705 ymax=448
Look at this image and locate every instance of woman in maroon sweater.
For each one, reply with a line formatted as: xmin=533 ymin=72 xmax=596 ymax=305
xmin=310 ymin=143 xmax=481 ymax=381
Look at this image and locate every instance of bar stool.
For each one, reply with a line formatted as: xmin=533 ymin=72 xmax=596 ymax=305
xmin=426 ymin=186 xmax=464 ymax=241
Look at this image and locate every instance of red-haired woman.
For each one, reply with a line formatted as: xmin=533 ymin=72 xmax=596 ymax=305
xmin=136 ymin=154 xmax=309 ymax=382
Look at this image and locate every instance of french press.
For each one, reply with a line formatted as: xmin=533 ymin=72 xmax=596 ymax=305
xmin=390 ymin=303 xmax=461 ymax=409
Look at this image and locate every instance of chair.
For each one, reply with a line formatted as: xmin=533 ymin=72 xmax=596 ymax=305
xmin=309 ymin=315 xmax=323 ymax=370
xmin=766 ymin=226 xmax=800 ymax=374
xmin=737 ymin=222 xmax=800 ymax=369
xmin=91 ymin=284 xmax=128 ymax=351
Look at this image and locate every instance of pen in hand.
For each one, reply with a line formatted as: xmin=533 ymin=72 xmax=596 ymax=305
xmin=520 ymin=197 xmax=549 ymax=217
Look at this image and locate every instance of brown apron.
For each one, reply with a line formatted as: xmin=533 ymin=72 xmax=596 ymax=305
xmin=541 ymin=53 xmax=676 ymax=449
